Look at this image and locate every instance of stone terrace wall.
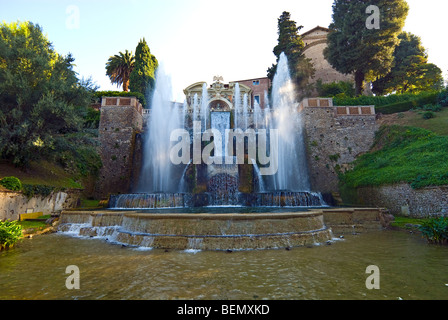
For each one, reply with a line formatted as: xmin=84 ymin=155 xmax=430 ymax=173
xmin=302 ymin=98 xmax=378 ymax=194
xmin=0 ymin=190 xmax=81 ymax=221
xmin=357 ymin=184 xmax=448 ymax=217
xmin=95 ymin=97 xmax=143 ymax=199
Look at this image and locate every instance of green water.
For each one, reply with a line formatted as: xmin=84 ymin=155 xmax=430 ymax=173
xmin=0 ymin=230 xmax=447 ymax=300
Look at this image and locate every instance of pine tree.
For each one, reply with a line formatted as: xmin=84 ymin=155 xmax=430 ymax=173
xmin=267 ymin=12 xmax=315 ymax=98
xmin=324 ymin=0 xmax=409 ymax=95
xmin=129 ymin=38 xmax=158 ymax=103
xmin=372 ymin=32 xmax=444 ymax=94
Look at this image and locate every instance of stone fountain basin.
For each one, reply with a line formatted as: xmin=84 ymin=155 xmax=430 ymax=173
xmin=58 ymin=210 xmax=333 ymax=251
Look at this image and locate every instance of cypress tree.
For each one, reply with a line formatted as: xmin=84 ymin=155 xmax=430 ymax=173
xmin=267 ymin=12 xmax=315 ymax=99
xmin=129 ymin=38 xmax=158 ymax=104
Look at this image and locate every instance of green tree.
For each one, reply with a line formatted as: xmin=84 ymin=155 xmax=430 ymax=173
xmin=0 ymin=21 xmax=95 ymax=168
xmin=324 ymin=0 xmax=409 ymax=95
xmin=129 ymin=38 xmax=158 ymax=102
xmin=372 ymin=32 xmax=444 ymax=94
xmin=105 ymin=50 xmax=135 ymax=92
xmin=267 ymin=12 xmax=315 ymax=98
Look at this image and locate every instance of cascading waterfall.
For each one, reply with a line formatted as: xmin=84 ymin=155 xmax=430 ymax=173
xmin=210 ymin=112 xmax=230 ymax=158
xmin=270 ymin=52 xmax=311 ymax=191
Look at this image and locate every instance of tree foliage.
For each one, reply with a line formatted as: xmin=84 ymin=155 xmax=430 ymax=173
xmin=129 ymin=38 xmax=158 ymax=103
xmin=105 ymin=50 xmax=135 ymax=92
xmin=267 ymin=12 xmax=315 ymax=98
xmin=324 ymin=0 xmax=409 ymax=95
xmin=0 ymin=21 xmax=96 ymax=168
xmin=372 ymin=32 xmax=444 ymax=95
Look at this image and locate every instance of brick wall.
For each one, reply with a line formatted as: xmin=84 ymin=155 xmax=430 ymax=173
xmin=236 ymin=77 xmax=270 ymax=108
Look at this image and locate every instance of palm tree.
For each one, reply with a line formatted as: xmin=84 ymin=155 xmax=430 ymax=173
xmin=105 ymin=50 xmax=135 ymax=91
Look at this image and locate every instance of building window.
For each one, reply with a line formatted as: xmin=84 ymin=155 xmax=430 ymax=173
xmin=253 ymin=80 xmax=260 ymax=85
xmin=254 ymin=95 xmax=260 ymax=105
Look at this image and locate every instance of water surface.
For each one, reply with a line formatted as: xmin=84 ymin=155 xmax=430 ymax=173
xmin=0 ymin=230 xmax=447 ymax=300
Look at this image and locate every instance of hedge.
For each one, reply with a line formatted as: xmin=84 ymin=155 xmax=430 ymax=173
xmin=375 ymin=92 xmax=439 ymax=114
xmin=334 ymin=91 xmax=441 ymax=109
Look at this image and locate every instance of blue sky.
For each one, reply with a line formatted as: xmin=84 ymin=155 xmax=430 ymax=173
xmin=2 ymin=0 xmax=447 ymax=101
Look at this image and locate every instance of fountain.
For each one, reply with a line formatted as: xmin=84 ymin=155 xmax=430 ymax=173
xmin=58 ymin=53 xmax=333 ymax=251
xmin=270 ymin=53 xmax=310 ymax=191
xmin=137 ymin=66 xmax=181 ymax=193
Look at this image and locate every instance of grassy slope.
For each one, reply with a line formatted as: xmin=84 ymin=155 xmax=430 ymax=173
xmin=341 ymin=125 xmax=448 ymax=189
xmin=378 ymin=107 xmax=448 ymax=136
xmin=0 ymin=160 xmax=82 ymax=189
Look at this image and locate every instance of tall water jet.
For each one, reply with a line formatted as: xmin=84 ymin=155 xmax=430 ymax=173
xmin=264 ymin=90 xmax=271 ymax=128
xmin=270 ymin=52 xmax=310 ymax=191
xmin=254 ymin=100 xmax=262 ymax=129
xmin=193 ymin=94 xmax=199 ymax=122
xmin=201 ymin=83 xmax=209 ymax=129
xmin=243 ymin=93 xmax=249 ymax=129
xmin=251 ymin=158 xmax=266 ymax=192
xmin=138 ymin=66 xmax=182 ymax=193
xmin=234 ymin=83 xmax=241 ymax=128
xmin=182 ymin=100 xmax=188 ymax=129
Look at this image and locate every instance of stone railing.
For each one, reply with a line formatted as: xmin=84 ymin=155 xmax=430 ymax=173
xmin=101 ymin=96 xmax=143 ymax=115
xmin=301 ymin=98 xmax=375 ymax=116
xmin=335 ymin=106 xmax=375 ymax=116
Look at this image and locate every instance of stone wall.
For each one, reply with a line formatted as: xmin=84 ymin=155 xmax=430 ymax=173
xmin=0 ymin=190 xmax=81 ymax=221
xmin=357 ymin=184 xmax=448 ymax=217
xmin=302 ymin=98 xmax=378 ymax=194
xmin=95 ymin=97 xmax=143 ymax=199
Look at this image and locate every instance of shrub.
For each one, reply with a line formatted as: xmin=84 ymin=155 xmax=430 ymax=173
xmin=21 ymin=184 xmax=55 ymax=198
xmin=422 ymin=111 xmax=435 ymax=119
xmin=437 ymin=87 xmax=448 ymax=107
xmin=0 ymin=177 xmax=22 ymax=191
xmin=0 ymin=220 xmax=23 ymax=250
xmin=419 ymin=217 xmax=448 ymax=245
xmin=375 ymin=92 xmax=439 ymax=115
xmin=316 ymin=80 xmax=355 ymax=98
xmin=422 ymin=104 xmax=442 ymax=112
